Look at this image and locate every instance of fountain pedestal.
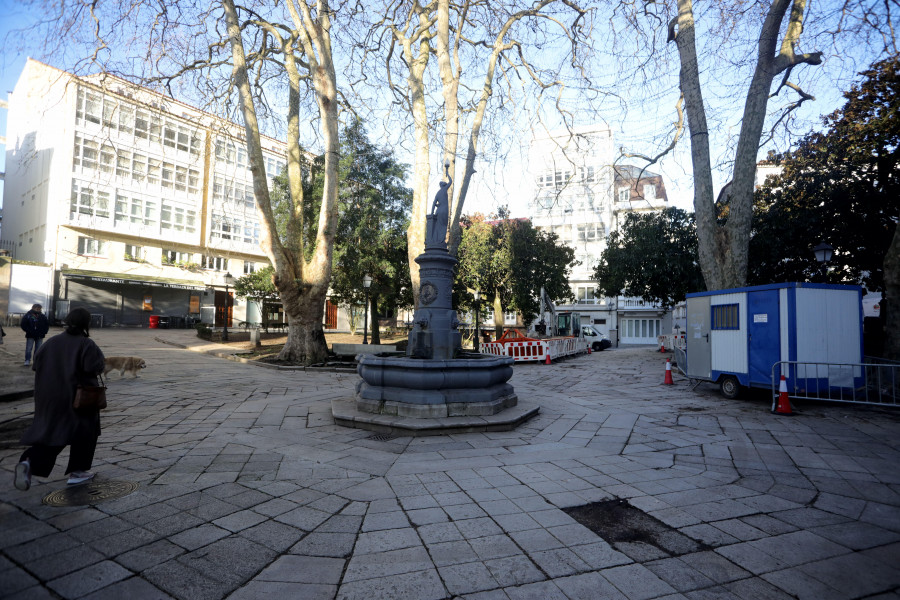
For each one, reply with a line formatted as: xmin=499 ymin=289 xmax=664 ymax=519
xmin=332 ymin=165 xmax=536 ymax=434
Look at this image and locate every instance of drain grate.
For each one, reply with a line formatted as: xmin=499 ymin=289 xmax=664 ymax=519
xmin=43 ymin=480 xmax=139 ymax=507
xmin=368 ymin=432 xmax=396 ymax=442
xmin=564 ymin=498 xmax=709 ymax=558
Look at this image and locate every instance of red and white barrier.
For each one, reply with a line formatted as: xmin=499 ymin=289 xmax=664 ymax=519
xmin=482 ymin=336 xmax=588 ymax=364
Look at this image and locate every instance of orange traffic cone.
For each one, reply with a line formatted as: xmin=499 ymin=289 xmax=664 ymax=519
xmin=773 ymin=375 xmax=793 ymax=415
xmin=545 ymin=353 xmax=552 ymax=365
xmin=660 ymin=343 xmax=666 ymax=353
xmin=664 ymin=359 xmax=674 ymax=385
xmin=588 ymin=346 xmax=592 ymax=354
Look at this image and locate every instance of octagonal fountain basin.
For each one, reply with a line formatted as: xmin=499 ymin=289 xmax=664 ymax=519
xmin=355 ymin=353 xmax=517 ymax=418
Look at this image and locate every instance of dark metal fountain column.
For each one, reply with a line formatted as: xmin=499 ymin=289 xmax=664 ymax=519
xmin=353 ymin=163 xmax=519 ymax=419
xmin=407 ymin=164 xmax=461 ymax=359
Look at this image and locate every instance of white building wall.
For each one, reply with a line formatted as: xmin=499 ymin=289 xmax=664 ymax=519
xmin=527 ymin=125 xmax=670 ymax=342
xmin=8 ymin=264 xmax=53 ymax=314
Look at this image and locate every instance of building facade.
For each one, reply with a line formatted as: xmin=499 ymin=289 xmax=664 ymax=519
xmin=528 ymin=125 xmax=671 ymax=345
xmin=1 ymin=59 xmax=291 ymax=328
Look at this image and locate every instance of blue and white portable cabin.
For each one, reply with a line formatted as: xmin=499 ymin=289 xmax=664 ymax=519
xmin=683 ymin=283 xmax=864 ymax=398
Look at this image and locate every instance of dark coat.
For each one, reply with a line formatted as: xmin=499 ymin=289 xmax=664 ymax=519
xmin=20 ymin=332 xmax=106 ymax=447
xmin=21 ymin=311 xmax=50 ymax=339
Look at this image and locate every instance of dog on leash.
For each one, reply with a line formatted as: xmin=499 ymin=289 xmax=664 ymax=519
xmin=103 ymin=356 xmax=147 ymax=378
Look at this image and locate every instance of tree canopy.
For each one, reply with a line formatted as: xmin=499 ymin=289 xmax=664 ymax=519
xmin=593 ymin=208 xmax=705 ymax=310
xmin=456 ymin=213 xmax=576 ymax=327
xmin=751 ymin=56 xmax=899 ymax=291
xmin=326 ymin=119 xmax=414 ymax=338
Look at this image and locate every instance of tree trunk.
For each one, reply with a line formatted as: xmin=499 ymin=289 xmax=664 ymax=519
xmin=493 ymin=292 xmax=504 ymax=339
xmin=403 ymin=26 xmax=432 ymax=306
xmin=673 ymin=0 xmax=819 ymax=291
xmin=437 ymin=0 xmax=460 ymax=252
xmin=222 ymin=0 xmax=338 ymax=365
xmin=883 ymin=225 xmax=900 ymax=360
xmin=672 ymin=0 xmax=724 ymax=290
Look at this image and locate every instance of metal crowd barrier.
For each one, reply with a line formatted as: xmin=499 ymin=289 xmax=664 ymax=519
xmin=771 ymin=361 xmax=900 ymax=408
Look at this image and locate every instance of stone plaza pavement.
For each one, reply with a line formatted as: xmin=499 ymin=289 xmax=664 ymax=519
xmin=1 ymin=329 xmax=899 ymax=600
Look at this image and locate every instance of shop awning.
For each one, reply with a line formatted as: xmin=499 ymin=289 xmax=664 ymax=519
xmin=61 ymin=269 xmax=208 ymax=291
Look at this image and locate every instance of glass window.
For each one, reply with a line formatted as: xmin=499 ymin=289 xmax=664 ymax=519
xmin=202 ymin=255 xmax=228 ymax=271
xmin=83 ymin=91 xmax=101 ymax=124
xmin=161 ymin=162 xmax=174 ymax=188
xmin=618 ymin=188 xmax=630 ymax=203
xmin=712 ymin=304 xmax=740 ymax=330
xmin=162 ymin=249 xmax=192 ymax=265
xmin=73 ymin=137 xmax=99 ymax=170
xmin=163 ymin=125 xmax=177 ymax=148
xmin=132 ymin=153 xmax=146 ymax=182
xmin=99 ymin=145 xmax=115 ymax=173
xmin=70 ymin=182 xmax=109 ymax=218
xmin=148 ymin=158 xmax=161 ymax=185
xmin=177 ymin=127 xmax=189 ymax=152
xmin=190 ymin=133 xmax=202 ymax=156
xmin=644 ymin=183 xmax=656 ymax=200
xmin=118 ymin=104 xmax=134 ymax=134
xmin=188 ymin=169 xmax=200 ymax=194
xmin=175 ymin=165 xmax=187 ymax=192
xmin=116 ymin=150 xmax=131 ymax=177
xmin=125 ymin=244 xmax=143 ymax=261
xmin=77 ymin=236 xmax=106 ymax=256
xmin=149 ymin=114 xmax=162 ymax=143
xmin=135 ymin=110 xmax=149 ymax=139
xmin=102 ymin=101 xmax=116 ymax=127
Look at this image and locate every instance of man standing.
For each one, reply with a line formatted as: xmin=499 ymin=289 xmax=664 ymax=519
xmin=20 ymin=304 xmax=50 ymax=366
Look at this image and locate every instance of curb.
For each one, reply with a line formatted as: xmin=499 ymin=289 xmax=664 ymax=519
xmin=154 ymin=336 xmax=357 ymax=373
xmin=0 ymin=390 xmax=34 ymax=403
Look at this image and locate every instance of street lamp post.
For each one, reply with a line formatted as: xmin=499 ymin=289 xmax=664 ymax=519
xmin=813 ymin=242 xmax=833 ymax=282
xmin=362 ymin=274 xmax=373 ymax=345
xmin=222 ymin=271 xmax=234 ymax=341
xmin=473 ymin=290 xmax=481 ymax=353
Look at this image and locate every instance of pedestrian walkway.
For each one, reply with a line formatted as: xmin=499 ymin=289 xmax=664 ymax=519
xmin=1 ymin=329 xmax=898 ymax=599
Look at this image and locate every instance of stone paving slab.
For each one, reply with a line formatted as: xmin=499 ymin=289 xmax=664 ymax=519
xmin=1 ymin=329 xmax=899 ymax=599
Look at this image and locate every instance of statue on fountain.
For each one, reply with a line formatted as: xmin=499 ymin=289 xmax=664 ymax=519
xmin=426 ymin=161 xmax=452 ymax=249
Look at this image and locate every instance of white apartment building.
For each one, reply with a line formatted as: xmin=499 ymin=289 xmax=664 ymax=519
xmin=1 ymin=59 xmax=297 ymax=329
xmin=528 ymin=125 xmax=671 ymax=345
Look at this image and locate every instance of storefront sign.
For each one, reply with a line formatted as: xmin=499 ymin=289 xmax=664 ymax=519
xmin=64 ymin=272 xmax=206 ymax=291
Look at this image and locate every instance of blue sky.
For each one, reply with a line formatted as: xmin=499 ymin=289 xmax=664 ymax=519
xmin=0 ymin=1 xmax=889 ymax=217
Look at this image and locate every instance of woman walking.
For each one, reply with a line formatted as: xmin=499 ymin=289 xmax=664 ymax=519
xmin=14 ymin=307 xmax=106 ymax=490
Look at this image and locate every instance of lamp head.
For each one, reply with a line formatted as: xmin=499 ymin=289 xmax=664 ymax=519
xmin=224 ymin=272 xmax=234 ymax=285
xmin=363 ymin=274 xmax=373 ymax=288
xmin=813 ymin=242 xmax=834 ymax=263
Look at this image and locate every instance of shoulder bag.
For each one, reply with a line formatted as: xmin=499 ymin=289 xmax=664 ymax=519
xmin=74 ymin=372 xmax=107 ymax=412
xmin=74 ymin=342 xmax=107 ymax=413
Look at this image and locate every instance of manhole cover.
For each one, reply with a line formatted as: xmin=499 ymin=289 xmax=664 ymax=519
xmin=43 ymin=480 xmax=139 ymax=507
xmin=564 ymin=499 xmax=709 ymax=557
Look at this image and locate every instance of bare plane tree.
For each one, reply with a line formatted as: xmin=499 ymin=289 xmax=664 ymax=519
xmin=354 ymin=0 xmax=596 ymax=302
xmin=620 ymin=0 xmax=897 ymax=290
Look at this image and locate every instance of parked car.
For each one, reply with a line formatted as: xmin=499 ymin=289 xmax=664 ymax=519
xmin=581 ymin=325 xmax=612 ymax=351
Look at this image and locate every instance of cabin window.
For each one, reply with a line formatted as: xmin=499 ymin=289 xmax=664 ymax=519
xmin=712 ymin=304 xmax=740 ymax=330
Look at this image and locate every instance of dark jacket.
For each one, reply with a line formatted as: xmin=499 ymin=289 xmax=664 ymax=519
xmin=20 ymin=332 xmax=106 ymax=446
xmin=21 ymin=310 xmax=50 ymax=339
